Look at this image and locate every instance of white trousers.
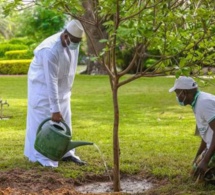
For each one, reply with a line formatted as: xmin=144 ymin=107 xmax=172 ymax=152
xmin=24 ymin=96 xmax=79 ymax=167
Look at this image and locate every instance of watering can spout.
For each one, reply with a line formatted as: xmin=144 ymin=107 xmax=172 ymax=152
xmin=67 ymin=141 xmax=94 ymax=151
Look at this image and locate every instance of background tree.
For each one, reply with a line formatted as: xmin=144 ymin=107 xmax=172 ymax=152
xmin=3 ymin=0 xmax=215 ymax=192
xmin=80 ymin=0 xmax=108 ymax=74
xmin=0 ymin=1 xmax=15 ymax=40
xmin=14 ymin=5 xmax=67 ymax=43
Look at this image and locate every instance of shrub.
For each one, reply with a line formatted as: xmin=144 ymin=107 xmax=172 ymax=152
xmin=0 ymin=44 xmax=28 ymax=58
xmin=5 ymin=50 xmax=33 ymax=59
xmin=0 ymin=60 xmax=31 ymax=74
xmin=8 ymin=37 xmax=36 ymax=47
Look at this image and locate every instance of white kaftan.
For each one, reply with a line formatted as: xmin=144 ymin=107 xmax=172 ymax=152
xmin=24 ymin=32 xmax=79 ymax=167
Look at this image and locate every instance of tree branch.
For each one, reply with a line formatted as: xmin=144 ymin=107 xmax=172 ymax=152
xmin=120 ymin=0 xmax=152 ymax=22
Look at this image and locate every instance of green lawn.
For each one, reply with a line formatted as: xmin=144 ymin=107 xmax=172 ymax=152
xmin=0 ymin=75 xmax=215 ymax=194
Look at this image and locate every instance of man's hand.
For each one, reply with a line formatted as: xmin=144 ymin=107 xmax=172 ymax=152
xmin=51 ymin=112 xmax=63 ymax=123
xmin=194 ymin=160 xmax=208 ymax=178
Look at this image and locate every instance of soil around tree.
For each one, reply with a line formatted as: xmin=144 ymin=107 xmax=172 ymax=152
xmin=0 ymin=168 xmax=161 ymax=195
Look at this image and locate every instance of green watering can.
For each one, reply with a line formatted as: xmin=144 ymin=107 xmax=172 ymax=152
xmin=34 ymin=118 xmax=93 ymax=161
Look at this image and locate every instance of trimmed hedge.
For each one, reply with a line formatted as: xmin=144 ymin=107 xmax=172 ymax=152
xmin=0 ymin=44 xmax=28 ymax=58
xmin=0 ymin=60 xmax=31 ymax=74
xmin=5 ymin=50 xmax=33 ymax=59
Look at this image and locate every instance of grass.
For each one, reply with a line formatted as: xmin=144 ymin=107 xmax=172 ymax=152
xmin=0 ymin=74 xmax=215 ymax=194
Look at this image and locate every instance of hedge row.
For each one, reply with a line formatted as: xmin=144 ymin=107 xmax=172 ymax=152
xmin=0 ymin=44 xmax=28 ymax=58
xmin=0 ymin=60 xmax=31 ymax=74
xmin=4 ymin=50 xmax=33 ymax=59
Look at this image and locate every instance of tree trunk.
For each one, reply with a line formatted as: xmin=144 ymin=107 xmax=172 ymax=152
xmin=80 ymin=60 xmax=107 ymax=75
xmin=112 ymin=84 xmax=120 ymax=192
xmin=81 ymin=0 xmax=108 ymax=75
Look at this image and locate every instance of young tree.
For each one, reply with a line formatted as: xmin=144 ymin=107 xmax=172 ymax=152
xmin=4 ymin=0 xmax=215 ymax=192
xmin=77 ymin=0 xmax=215 ymax=191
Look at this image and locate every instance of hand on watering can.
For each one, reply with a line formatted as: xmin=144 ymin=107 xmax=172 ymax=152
xmin=51 ymin=112 xmax=63 ymax=123
xmin=194 ymin=159 xmax=208 ymax=178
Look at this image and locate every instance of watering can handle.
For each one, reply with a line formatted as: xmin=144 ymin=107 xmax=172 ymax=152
xmin=36 ymin=117 xmax=71 ymax=136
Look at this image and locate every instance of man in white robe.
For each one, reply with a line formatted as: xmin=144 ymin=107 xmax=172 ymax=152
xmin=24 ymin=19 xmax=86 ymax=167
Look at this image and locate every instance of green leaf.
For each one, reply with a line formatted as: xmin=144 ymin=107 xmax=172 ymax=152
xmin=99 ymin=39 xmax=108 ymax=43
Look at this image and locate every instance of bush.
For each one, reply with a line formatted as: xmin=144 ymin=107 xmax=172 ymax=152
xmin=8 ymin=37 xmax=36 ymax=47
xmin=0 ymin=60 xmax=31 ymax=74
xmin=0 ymin=44 xmax=28 ymax=58
xmin=5 ymin=50 xmax=33 ymax=59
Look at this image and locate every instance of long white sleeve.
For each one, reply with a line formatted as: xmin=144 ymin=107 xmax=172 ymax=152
xmin=42 ymin=49 xmax=60 ymax=113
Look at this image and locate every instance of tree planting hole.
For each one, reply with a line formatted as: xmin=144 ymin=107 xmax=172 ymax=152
xmin=75 ymin=178 xmax=153 ymax=194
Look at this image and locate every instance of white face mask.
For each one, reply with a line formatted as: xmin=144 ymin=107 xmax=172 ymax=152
xmin=67 ymin=37 xmax=79 ymax=50
xmin=176 ymin=90 xmax=186 ymax=106
xmin=176 ymin=96 xmax=186 ymax=106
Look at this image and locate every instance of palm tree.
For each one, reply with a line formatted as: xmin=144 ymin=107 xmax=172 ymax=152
xmin=0 ymin=3 xmax=13 ymax=40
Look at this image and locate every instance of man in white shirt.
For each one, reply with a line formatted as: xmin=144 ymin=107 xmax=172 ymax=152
xmin=169 ymin=76 xmax=215 ymax=181
xmin=24 ymin=19 xmax=86 ymax=167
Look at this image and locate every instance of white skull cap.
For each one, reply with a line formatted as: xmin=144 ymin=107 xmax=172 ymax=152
xmin=66 ymin=19 xmax=83 ymax=38
xmin=169 ymin=76 xmax=198 ymax=92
